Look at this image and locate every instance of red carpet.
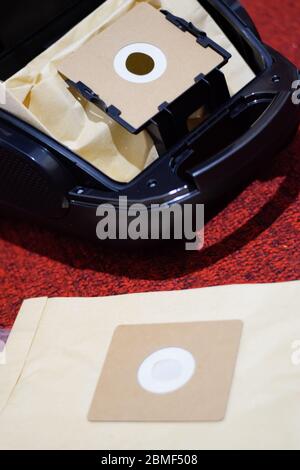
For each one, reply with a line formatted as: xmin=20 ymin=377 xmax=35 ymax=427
xmin=0 ymin=0 xmax=299 ymax=329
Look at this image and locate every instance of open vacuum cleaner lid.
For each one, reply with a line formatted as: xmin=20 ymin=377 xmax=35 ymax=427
xmin=0 ymin=0 xmax=103 ymax=80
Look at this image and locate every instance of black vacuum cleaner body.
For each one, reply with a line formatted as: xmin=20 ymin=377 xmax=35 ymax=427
xmin=0 ymin=0 xmax=299 ymax=242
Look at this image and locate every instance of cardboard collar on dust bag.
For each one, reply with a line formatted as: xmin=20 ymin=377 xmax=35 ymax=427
xmin=57 ymin=2 xmax=229 ymax=135
xmin=88 ymin=320 xmax=243 ymax=422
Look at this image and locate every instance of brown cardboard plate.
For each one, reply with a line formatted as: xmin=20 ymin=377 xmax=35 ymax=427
xmin=88 ymin=320 xmax=243 ymax=422
xmin=58 ymin=3 xmax=224 ymax=131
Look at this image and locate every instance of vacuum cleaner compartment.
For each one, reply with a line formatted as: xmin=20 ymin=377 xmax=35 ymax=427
xmin=0 ymin=0 xmax=256 ymax=184
xmin=0 ymin=0 xmax=298 ymax=243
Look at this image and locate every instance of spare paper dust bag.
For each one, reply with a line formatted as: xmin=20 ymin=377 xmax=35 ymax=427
xmin=0 ymin=282 xmax=299 ymax=450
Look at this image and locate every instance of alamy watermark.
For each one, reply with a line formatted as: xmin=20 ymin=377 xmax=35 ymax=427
xmin=0 ymin=340 xmax=6 ymax=365
xmin=291 ymin=340 xmax=300 ymax=367
xmin=0 ymin=81 xmax=6 ymax=105
xmin=96 ymin=197 xmax=204 ymax=250
xmin=292 ymin=80 xmax=300 ymax=105
xmin=0 ymin=329 xmax=10 ymax=365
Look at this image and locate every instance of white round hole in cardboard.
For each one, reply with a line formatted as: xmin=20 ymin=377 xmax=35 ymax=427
xmin=114 ymin=43 xmax=167 ymax=84
xmin=137 ymin=347 xmax=196 ymax=394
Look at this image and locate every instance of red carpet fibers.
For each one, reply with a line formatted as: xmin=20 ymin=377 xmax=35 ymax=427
xmin=0 ymin=0 xmax=299 ymax=329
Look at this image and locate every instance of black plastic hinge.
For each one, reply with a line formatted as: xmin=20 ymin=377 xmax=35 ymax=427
xmin=106 ymin=105 xmax=137 ymax=134
xmin=68 ymin=80 xmax=107 ymax=111
xmin=161 ymin=9 xmax=231 ymax=63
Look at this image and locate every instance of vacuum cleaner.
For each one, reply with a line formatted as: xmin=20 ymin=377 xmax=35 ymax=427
xmin=0 ymin=0 xmax=299 ymax=242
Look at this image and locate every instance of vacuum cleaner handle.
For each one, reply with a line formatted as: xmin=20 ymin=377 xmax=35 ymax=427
xmin=188 ymin=86 xmax=300 ymax=199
